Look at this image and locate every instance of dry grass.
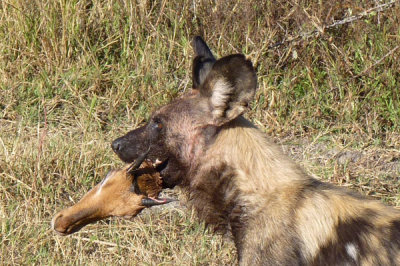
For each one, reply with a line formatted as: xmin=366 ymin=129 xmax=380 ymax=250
xmin=1 ymin=0 xmax=399 ymax=264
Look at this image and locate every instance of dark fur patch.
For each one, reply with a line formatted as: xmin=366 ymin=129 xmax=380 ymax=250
xmin=390 ymin=220 xmax=400 ymax=244
xmin=388 ymin=220 xmax=400 ymax=265
xmin=313 ymin=210 xmax=380 ymax=265
xmin=186 ymin=164 xmax=248 ymax=243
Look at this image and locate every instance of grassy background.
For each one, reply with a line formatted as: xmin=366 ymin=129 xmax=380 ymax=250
xmin=1 ymin=0 xmax=399 ymax=264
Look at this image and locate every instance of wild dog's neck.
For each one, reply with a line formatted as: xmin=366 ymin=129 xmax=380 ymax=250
xmin=186 ymin=124 xmax=220 ymax=169
xmin=205 ymin=116 xmax=311 ymax=193
xmin=183 ymin=116 xmax=311 ymax=244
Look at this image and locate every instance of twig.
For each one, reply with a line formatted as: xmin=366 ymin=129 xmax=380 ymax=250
xmin=268 ymin=0 xmax=400 ymax=50
xmin=1 ymin=173 xmax=35 ymax=193
xmin=353 ymin=45 xmax=400 ymax=79
xmin=36 ymin=103 xmax=48 ymax=166
xmin=326 ymin=1 xmax=398 ymax=29
xmin=71 ymin=236 xmax=130 ymax=249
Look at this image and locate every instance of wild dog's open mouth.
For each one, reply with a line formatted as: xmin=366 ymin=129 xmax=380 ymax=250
xmin=130 ymin=156 xmax=175 ymax=204
xmin=148 ymin=156 xmax=182 ymax=189
xmin=154 ymin=158 xmax=169 ymax=174
xmin=152 ymin=158 xmax=171 ymax=190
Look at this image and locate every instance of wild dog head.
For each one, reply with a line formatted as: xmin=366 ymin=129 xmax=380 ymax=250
xmin=52 ymin=158 xmax=173 ymax=235
xmin=111 ymin=36 xmax=257 ymax=188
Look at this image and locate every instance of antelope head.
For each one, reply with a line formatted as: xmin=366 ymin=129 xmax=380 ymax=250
xmin=51 ymin=158 xmax=174 ymax=235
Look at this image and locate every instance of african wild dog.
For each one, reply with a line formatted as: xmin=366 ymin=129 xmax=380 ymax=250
xmin=111 ymin=36 xmax=400 ymax=265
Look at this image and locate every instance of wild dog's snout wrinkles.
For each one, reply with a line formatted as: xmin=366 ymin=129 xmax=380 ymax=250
xmin=111 ymin=36 xmax=400 ymax=265
xmin=111 ymin=138 xmax=122 ymax=152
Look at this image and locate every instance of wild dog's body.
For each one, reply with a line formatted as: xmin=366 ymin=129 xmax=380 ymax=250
xmin=185 ymin=115 xmax=400 ymax=265
xmin=112 ymin=37 xmax=400 ymax=265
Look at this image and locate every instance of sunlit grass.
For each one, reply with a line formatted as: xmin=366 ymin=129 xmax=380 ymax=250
xmin=0 ymin=0 xmax=399 ymax=264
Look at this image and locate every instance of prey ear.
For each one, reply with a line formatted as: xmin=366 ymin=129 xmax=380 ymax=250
xmin=192 ymin=36 xmax=216 ymax=89
xmin=200 ymin=54 xmax=257 ymax=126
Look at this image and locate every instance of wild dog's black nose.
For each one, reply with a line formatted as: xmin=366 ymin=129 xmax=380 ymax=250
xmin=111 ymin=139 xmax=122 ymax=152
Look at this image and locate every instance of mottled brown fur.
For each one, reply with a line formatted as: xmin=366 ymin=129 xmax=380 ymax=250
xmin=112 ymin=37 xmax=400 ymax=265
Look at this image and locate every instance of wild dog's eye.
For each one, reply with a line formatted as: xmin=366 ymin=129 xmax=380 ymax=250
xmin=151 ymin=117 xmax=163 ymax=132
xmin=149 ymin=117 xmax=164 ymax=142
xmin=155 ymin=122 xmax=163 ymax=130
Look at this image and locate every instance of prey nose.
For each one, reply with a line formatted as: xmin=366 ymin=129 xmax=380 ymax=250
xmin=51 ymin=213 xmax=67 ymax=235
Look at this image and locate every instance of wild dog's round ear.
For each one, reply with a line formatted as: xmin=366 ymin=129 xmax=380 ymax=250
xmin=199 ymin=54 xmax=257 ymax=126
xmin=192 ymin=36 xmax=216 ymax=89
